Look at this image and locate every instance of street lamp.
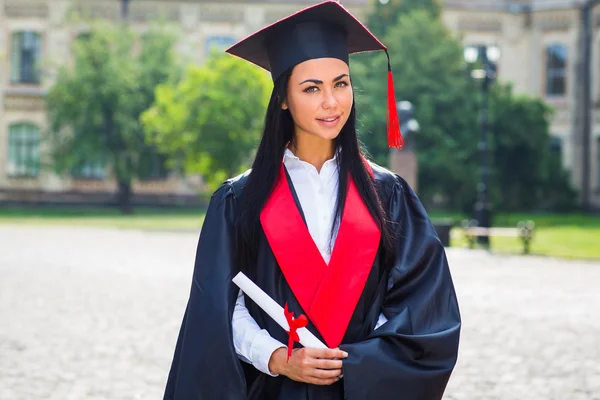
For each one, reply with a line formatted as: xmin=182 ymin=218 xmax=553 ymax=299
xmin=397 ymin=101 xmax=420 ymax=136
xmin=390 ymin=100 xmax=420 ymax=185
xmin=464 ymin=44 xmax=500 ymax=247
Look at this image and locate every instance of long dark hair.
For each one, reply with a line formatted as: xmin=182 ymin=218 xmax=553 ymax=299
xmin=235 ymin=67 xmax=395 ymax=274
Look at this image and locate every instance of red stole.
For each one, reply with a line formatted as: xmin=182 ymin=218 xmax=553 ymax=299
xmin=260 ymin=163 xmax=381 ymax=348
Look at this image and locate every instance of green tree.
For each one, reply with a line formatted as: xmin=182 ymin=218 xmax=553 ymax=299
xmin=46 ymin=22 xmax=179 ymax=213
xmin=367 ymin=0 xmax=442 ymax=38
xmin=141 ymin=52 xmax=272 ymax=191
xmin=354 ymin=8 xmax=574 ymax=212
xmin=489 ymin=84 xmax=577 ymax=211
xmin=352 ymin=10 xmax=480 ymax=209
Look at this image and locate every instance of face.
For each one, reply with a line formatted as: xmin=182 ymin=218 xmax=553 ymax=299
xmin=283 ymin=58 xmax=353 ymax=142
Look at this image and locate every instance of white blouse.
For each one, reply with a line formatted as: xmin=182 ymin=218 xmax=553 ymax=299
xmin=232 ymin=148 xmax=388 ymax=376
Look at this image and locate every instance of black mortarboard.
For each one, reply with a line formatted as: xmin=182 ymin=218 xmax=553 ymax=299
xmin=225 ymin=0 xmax=403 ymax=149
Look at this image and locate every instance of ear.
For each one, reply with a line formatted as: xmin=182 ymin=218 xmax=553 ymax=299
xmin=281 ymin=100 xmax=288 ymax=111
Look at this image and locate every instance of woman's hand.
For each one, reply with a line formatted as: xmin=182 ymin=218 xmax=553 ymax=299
xmin=268 ymin=347 xmax=347 ymax=385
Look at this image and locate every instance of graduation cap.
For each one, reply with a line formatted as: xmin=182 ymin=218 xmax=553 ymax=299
xmin=226 ymin=0 xmax=403 ymax=149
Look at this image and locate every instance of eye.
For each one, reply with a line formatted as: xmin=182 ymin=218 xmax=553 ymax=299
xmin=303 ymin=86 xmax=319 ymax=93
xmin=335 ymin=80 xmax=349 ymax=88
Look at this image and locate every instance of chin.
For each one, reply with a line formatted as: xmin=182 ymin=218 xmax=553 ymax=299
xmin=317 ymin=130 xmax=342 ymax=141
xmin=310 ymin=125 xmax=343 ymax=141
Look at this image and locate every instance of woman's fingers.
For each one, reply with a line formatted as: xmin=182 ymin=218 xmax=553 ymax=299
xmin=313 ymin=358 xmax=343 ymax=370
xmin=280 ymin=347 xmax=346 ymax=386
xmin=305 ymin=347 xmax=348 ymax=360
xmin=310 ymin=368 xmax=343 ymax=379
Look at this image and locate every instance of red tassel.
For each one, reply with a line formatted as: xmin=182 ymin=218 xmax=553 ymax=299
xmin=386 ymin=52 xmax=404 ymax=150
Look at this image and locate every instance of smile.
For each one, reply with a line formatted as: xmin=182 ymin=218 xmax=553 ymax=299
xmin=317 ymin=116 xmax=340 ymax=123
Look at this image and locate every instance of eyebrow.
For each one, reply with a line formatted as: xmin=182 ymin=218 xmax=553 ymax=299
xmin=299 ymin=74 xmax=349 ymax=85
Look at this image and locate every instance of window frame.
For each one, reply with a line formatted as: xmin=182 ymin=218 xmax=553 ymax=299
xmin=71 ymin=158 xmax=106 ymax=180
xmin=139 ymin=150 xmax=170 ymax=181
xmin=7 ymin=123 xmax=41 ymax=178
xmin=545 ymin=43 xmax=568 ymax=97
xmin=10 ymin=31 xmax=42 ymax=85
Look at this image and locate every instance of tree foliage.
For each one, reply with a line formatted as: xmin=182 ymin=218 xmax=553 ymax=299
xmin=489 ymin=85 xmax=577 ymax=211
xmin=353 ymin=10 xmax=480 ymax=209
xmin=352 ymin=7 xmax=576 ymax=211
xmin=366 ymin=0 xmax=441 ymax=38
xmin=46 ymin=22 xmax=179 ymax=212
xmin=141 ymin=52 xmax=272 ymax=191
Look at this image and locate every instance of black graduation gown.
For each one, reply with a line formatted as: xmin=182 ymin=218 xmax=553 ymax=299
xmin=163 ymin=162 xmax=461 ymax=400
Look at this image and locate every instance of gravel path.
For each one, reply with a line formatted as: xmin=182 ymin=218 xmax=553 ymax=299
xmin=1 ymin=225 xmax=598 ymax=399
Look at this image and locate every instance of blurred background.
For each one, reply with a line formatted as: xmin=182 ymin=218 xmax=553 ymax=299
xmin=0 ymin=0 xmax=599 ymax=399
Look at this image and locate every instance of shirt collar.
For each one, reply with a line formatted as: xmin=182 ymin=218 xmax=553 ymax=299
xmin=283 ymin=146 xmax=340 ymax=163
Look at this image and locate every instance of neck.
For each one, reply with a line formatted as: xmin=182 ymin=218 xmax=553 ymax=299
xmin=289 ymin=134 xmax=336 ymax=173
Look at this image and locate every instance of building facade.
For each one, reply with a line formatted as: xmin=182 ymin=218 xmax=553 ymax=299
xmin=0 ymin=0 xmax=367 ymax=205
xmin=443 ymin=0 xmax=600 ymax=209
xmin=0 ymin=0 xmax=599 ymax=207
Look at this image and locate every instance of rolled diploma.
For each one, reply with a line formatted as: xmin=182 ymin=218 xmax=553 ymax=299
xmin=232 ymin=271 xmax=327 ymax=349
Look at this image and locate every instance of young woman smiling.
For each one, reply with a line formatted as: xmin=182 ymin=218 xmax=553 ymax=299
xmin=163 ymin=2 xmax=461 ymax=399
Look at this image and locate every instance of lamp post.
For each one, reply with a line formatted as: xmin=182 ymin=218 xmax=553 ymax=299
xmin=390 ymin=100 xmax=420 ymax=194
xmin=464 ymin=44 xmax=500 ymax=247
xmin=397 ymin=101 xmax=420 ymax=137
xmin=120 ymin=0 xmax=130 ymax=21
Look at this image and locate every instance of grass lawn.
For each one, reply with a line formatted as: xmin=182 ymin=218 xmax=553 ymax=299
xmin=451 ymin=226 xmax=600 ymax=260
xmin=434 ymin=212 xmax=600 ymax=260
xmin=1 ymin=207 xmax=599 ymax=260
xmin=0 ymin=207 xmax=206 ymax=231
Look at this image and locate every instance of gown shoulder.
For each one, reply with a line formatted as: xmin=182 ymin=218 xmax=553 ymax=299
xmin=205 ymin=168 xmax=252 ymax=207
xmin=367 ymin=161 xmax=413 ymax=202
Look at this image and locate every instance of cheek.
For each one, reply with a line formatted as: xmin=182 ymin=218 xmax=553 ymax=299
xmin=337 ymin=89 xmax=354 ymax=117
xmin=288 ymin=94 xmax=317 ymax=120
xmin=340 ymin=90 xmax=354 ymax=111
xmin=333 ymin=84 xmax=353 ymax=105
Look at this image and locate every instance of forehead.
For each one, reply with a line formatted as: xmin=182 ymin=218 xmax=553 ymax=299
xmin=290 ymin=58 xmax=350 ymax=80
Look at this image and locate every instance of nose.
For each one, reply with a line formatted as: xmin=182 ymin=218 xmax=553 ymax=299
xmin=322 ymin=89 xmax=338 ymax=110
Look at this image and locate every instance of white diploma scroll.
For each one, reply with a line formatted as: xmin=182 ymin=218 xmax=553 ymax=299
xmin=232 ymin=271 xmax=327 ymax=349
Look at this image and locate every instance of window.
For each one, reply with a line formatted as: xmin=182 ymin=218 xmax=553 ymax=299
xmin=70 ymin=129 xmax=106 ymax=179
xmin=10 ymin=31 xmax=42 ymax=84
xmin=546 ymin=44 xmax=567 ymax=96
xmin=140 ymin=150 xmax=169 ymax=180
xmin=205 ymin=36 xmax=236 ymax=56
xmin=7 ymin=123 xmax=40 ymax=178
xmin=71 ymin=158 xmax=106 ymax=180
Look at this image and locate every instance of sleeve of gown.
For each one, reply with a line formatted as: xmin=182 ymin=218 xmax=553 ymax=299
xmin=340 ymin=176 xmax=461 ymax=400
xmin=232 ymin=289 xmax=285 ymax=376
xmin=163 ymin=182 xmax=247 ymax=400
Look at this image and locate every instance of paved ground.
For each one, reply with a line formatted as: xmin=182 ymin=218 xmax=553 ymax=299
xmin=0 ymin=225 xmax=598 ymax=400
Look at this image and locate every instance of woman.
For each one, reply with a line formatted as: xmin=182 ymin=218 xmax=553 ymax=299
xmin=164 ymin=2 xmax=460 ymax=399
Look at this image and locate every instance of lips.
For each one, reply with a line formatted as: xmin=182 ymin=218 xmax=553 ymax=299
xmin=317 ymin=115 xmax=340 ymax=123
